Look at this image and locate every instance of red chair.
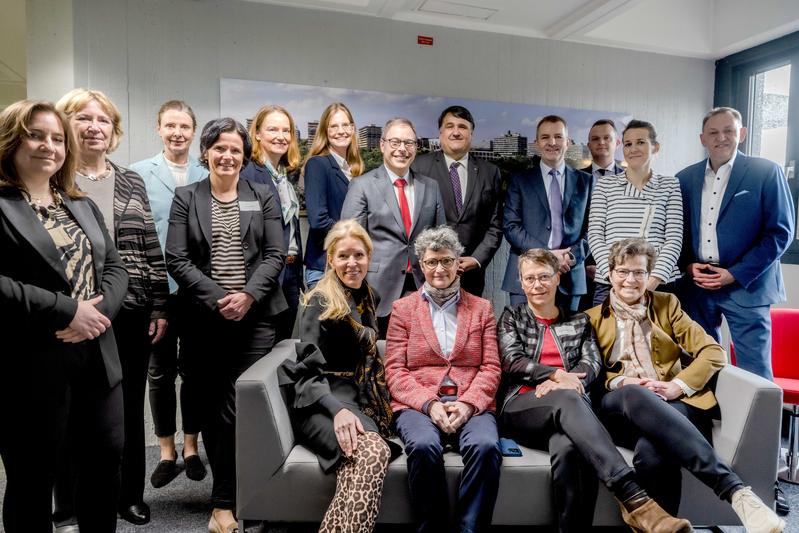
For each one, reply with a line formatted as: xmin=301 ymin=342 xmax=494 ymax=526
xmin=771 ymin=308 xmax=799 ymax=483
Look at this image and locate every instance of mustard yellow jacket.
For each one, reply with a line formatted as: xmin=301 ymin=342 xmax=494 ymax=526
xmin=586 ymin=291 xmax=726 ymax=410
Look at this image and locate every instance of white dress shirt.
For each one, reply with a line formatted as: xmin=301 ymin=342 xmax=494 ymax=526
xmin=386 ymin=165 xmax=415 ymax=224
xmin=443 ymin=153 xmax=469 ymax=204
xmin=699 ymin=152 xmax=737 ymax=263
xmin=330 ymin=150 xmax=352 ymax=180
xmin=421 ymin=288 xmax=460 ymax=358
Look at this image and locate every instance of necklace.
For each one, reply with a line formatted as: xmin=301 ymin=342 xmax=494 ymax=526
xmin=77 ymin=162 xmax=112 ymax=181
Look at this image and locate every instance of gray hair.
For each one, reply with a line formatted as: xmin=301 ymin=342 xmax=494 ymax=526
xmin=414 ymin=225 xmax=464 ymax=259
xmin=702 ymin=107 xmax=742 ymax=129
xmin=383 ymin=117 xmax=417 ymax=138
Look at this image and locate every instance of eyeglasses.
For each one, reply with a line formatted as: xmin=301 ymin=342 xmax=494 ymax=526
xmin=521 ymin=274 xmax=554 ymax=286
xmin=328 ymin=123 xmax=354 ymax=132
xmin=421 ymin=257 xmax=456 ymax=269
xmin=383 ymin=138 xmax=418 ymax=150
xmin=612 ymin=268 xmax=649 ymax=280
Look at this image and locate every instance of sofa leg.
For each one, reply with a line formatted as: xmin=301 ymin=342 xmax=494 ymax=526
xmin=780 ymin=405 xmax=799 ymax=484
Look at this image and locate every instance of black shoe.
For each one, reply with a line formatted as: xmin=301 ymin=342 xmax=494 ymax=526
xmin=150 ymin=456 xmax=179 ymax=488
xmin=775 ymin=482 xmax=790 ymax=516
xmin=118 ymin=503 xmax=151 ymax=525
xmin=183 ymin=452 xmax=207 ymax=481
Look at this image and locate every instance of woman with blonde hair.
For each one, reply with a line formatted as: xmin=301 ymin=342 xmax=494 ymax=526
xmin=241 ymin=104 xmax=304 ymax=342
xmin=0 ymin=99 xmax=128 ymax=532
xmin=279 ymin=219 xmax=399 ymax=533
xmin=301 ymin=103 xmax=364 ymax=288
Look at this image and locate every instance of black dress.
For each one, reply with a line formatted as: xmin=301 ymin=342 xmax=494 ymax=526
xmin=279 ymin=283 xmax=400 ymax=473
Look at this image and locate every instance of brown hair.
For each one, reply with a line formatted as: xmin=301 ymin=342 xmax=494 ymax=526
xmin=55 ymin=88 xmax=124 ymax=153
xmin=608 ymin=238 xmax=657 ymax=273
xmin=301 ymin=102 xmax=363 ymax=177
xmin=0 ymin=100 xmax=83 ymax=198
xmin=536 ymin=115 xmax=568 ymax=138
xmin=517 ymin=248 xmax=560 ymax=276
xmin=157 ymin=100 xmax=197 ymax=130
xmin=248 ymin=105 xmax=300 ymax=171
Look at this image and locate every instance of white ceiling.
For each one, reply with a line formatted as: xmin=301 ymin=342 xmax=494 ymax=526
xmin=243 ymin=0 xmax=799 ymax=60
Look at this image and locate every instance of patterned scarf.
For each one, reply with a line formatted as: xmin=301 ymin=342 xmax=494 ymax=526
xmin=346 ymin=284 xmax=394 ymax=438
xmin=422 ymin=277 xmax=461 ymax=307
xmin=609 ymin=290 xmax=658 ymax=381
xmin=265 ymin=161 xmax=299 ymax=225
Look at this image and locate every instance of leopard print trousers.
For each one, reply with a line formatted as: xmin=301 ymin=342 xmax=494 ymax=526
xmin=319 ymin=431 xmax=391 ymax=533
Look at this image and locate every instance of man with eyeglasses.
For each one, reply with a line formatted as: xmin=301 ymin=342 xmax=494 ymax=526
xmin=502 ymin=115 xmax=593 ymax=312
xmin=342 ymin=117 xmax=445 ymax=337
xmin=411 ymin=105 xmax=503 ymax=297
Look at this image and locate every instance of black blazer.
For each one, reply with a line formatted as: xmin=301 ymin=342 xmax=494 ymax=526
xmin=302 ymin=154 xmax=350 ymax=271
xmin=0 ymin=187 xmax=129 ymax=388
xmin=165 ymin=178 xmax=288 ymax=317
xmin=411 ymin=151 xmax=503 ymax=267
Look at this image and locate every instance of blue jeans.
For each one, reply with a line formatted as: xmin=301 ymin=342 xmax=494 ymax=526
xmin=304 ymin=268 xmax=325 ymax=290
xmin=395 ymin=409 xmax=501 ymax=533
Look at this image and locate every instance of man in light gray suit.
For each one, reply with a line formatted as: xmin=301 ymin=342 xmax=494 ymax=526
xmin=341 ymin=117 xmax=446 ymax=336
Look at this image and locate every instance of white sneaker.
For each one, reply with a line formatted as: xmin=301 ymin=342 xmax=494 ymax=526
xmin=731 ymin=486 xmax=786 ymax=533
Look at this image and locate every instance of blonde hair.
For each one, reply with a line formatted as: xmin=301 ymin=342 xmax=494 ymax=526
xmin=301 ymin=219 xmax=373 ymax=321
xmin=0 ymin=100 xmax=83 ymax=199
xmin=248 ymin=105 xmax=300 ymax=172
xmin=55 ymin=88 xmax=124 ymax=153
xmin=301 ymin=102 xmax=363 ymax=177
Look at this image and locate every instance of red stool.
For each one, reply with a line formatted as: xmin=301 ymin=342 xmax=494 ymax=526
xmin=770 ymin=308 xmax=799 ymax=483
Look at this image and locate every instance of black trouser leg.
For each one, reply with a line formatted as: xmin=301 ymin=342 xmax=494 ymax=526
xmin=549 ymin=432 xmax=598 ymax=533
xmin=275 ymin=261 xmax=302 ymax=343
xmin=116 ymin=308 xmax=152 ymax=506
xmin=148 ymin=313 xmax=178 ymax=438
xmin=600 ymin=386 xmax=743 ymax=506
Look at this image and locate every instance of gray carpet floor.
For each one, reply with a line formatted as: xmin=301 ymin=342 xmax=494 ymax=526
xmin=1 ymin=446 xmax=798 ymax=532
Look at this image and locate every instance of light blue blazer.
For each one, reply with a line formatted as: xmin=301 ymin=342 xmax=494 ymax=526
xmin=130 ymin=152 xmax=208 ymax=292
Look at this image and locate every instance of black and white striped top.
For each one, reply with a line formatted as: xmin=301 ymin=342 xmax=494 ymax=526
xmin=29 ymin=190 xmax=97 ymax=300
xmin=210 ymin=196 xmax=246 ymax=292
xmin=588 ymin=172 xmax=683 ymax=284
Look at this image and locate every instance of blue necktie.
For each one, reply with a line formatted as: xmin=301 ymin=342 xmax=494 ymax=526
xmin=548 ymin=169 xmax=563 ymax=249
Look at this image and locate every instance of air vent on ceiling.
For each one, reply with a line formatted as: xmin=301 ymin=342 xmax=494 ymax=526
xmin=418 ymin=0 xmax=497 ymax=20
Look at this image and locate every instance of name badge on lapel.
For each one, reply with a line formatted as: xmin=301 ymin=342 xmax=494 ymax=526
xmin=239 ymin=201 xmax=260 ymax=212
xmin=555 ymin=324 xmax=577 ymax=337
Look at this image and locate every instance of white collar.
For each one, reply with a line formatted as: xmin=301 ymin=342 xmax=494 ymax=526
xmin=540 ymin=160 xmax=566 ymax=178
xmin=705 ymin=150 xmax=738 ymax=175
xmin=385 ymin=165 xmax=411 ymax=184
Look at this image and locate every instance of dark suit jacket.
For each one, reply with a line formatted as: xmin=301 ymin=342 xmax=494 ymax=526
xmin=165 ymin=178 xmax=288 ymax=317
xmin=341 ymin=165 xmax=446 ymax=316
xmin=0 ymin=187 xmax=129 ymax=388
xmin=411 ymin=151 xmax=503 ymax=295
xmin=502 ymin=164 xmax=592 ymax=296
xmin=677 ymin=151 xmax=795 ymax=307
xmin=302 ymin=154 xmax=350 ymax=271
xmin=581 ymin=161 xmax=625 ymax=183
xmin=240 ymin=161 xmax=303 ymax=267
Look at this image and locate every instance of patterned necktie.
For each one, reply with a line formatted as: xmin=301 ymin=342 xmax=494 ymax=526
xmin=449 ymin=162 xmax=463 ymax=216
xmin=548 ymin=169 xmax=564 ymax=249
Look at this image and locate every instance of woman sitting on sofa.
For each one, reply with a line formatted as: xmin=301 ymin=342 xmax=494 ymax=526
xmin=586 ymin=237 xmax=784 ymax=533
xmin=279 ymin=219 xmax=399 ymax=533
xmin=498 ymin=248 xmax=691 ymax=533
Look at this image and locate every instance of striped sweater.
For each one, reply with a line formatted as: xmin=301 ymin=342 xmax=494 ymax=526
xmin=587 ymin=171 xmax=683 ymax=283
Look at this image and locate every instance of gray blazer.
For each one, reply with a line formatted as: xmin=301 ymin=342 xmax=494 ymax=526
xmin=341 ymin=165 xmax=445 ymax=316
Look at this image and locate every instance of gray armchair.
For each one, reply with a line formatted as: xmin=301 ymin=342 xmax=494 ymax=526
xmin=236 ymin=339 xmax=781 ymax=527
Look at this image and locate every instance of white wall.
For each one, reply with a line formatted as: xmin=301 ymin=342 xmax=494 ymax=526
xmin=29 ymin=0 xmax=714 ymax=174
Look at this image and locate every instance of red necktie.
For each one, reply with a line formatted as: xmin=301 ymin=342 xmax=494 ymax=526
xmin=394 ymin=178 xmax=412 ymax=271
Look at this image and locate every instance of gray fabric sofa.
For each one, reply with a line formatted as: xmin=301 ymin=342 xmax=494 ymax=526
xmin=236 ymin=339 xmax=781 ymax=527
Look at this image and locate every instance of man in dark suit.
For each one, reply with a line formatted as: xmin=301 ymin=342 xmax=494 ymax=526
xmin=341 ymin=117 xmax=446 ymax=336
xmin=411 ymin=106 xmax=503 ymax=297
xmin=502 ymin=115 xmax=592 ymax=311
xmin=677 ymin=107 xmax=794 ymax=381
xmin=579 ymin=119 xmax=624 ymax=310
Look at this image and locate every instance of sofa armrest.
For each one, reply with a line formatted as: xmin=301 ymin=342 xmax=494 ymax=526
xmin=713 ymin=364 xmax=782 ymax=490
xmin=236 ymin=339 xmax=299 ymax=494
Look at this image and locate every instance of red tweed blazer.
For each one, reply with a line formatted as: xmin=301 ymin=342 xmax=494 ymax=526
xmin=385 ymin=289 xmax=501 ymax=414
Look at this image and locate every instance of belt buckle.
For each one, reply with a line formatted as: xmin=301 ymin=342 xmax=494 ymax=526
xmin=438 ymin=384 xmax=458 ymax=403
xmin=286 ymin=255 xmax=297 ymax=265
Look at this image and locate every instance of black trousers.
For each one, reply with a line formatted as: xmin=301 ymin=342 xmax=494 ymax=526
xmin=377 ymin=273 xmax=418 ymax=339
xmin=501 ymin=389 xmax=634 ymax=533
xmin=148 ymin=294 xmax=201 ymax=437
xmin=2 ymin=343 xmax=123 ymax=533
xmin=274 ymin=259 xmax=303 ymax=344
xmin=599 ymin=385 xmax=743 ymax=515
xmin=54 ymin=307 xmax=151 ymax=524
xmin=180 ymin=307 xmax=276 ymax=509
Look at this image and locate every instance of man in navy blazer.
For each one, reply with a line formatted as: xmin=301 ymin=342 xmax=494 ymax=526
xmin=677 ymin=107 xmax=794 ymax=381
xmin=503 ymin=115 xmax=592 ymax=311
xmin=411 ymin=105 xmax=503 ymax=297
xmin=341 ymin=117 xmax=445 ymax=336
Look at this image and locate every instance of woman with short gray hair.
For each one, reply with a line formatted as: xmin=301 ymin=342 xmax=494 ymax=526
xmin=413 ymin=224 xmax=465 ymax=259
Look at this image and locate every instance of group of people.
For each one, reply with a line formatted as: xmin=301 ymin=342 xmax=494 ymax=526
xmin=0 ymin=89 xmax=791 ymax=533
